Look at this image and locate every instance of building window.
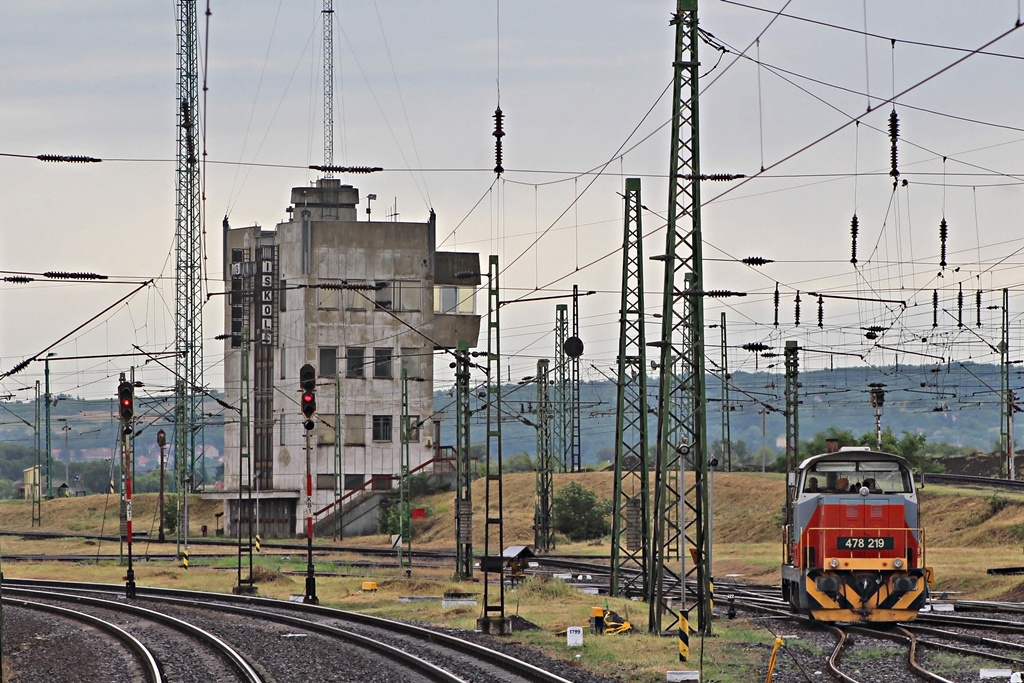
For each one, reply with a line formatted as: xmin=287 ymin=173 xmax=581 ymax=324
xmin=346 ymin=347 xmax=365 ymax=378
xmin=345 ymin=414 xmax=365 ymax=445
xmin=318 ymin=281 xmax=340 ymax=310
xmin=372 ymin=415 xmax=393 ymax=442
xmin=395 ymin=281 xmax=421 ymax=311
xmin=344 ymin=474 xmax=365 ymax=490
xmin=345 ymin=281 xmax=368 ymax=310
xmin=318 ymin=415 xmax=335 ymax=445
xmin=319 ymin=347 xmax=337 ymax=377
xmin=316 ymin=474 xmax=335 ymax=490
xmin=279 ymin=411 xmax=286 ymax=446
xmin=403 ymin=415 xmax=421 ymax=443
xmin=400 ymin=348 xmax=419 ymax=379
xmin=280 ymin=279 xmax=287 ymax=312
xmin=375 ymin=281 xmax=393 ymax=309
xmin=374 ymin=348 xmax=393 ymax=379
xmin=434 ymin=285 xmax=475 ymax=314
xmin=371 ymin=473 xmax=393 ymax=491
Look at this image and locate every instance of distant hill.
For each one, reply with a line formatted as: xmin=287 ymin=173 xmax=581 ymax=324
xmin=432 ymin=361 xmax=1012 ymax=466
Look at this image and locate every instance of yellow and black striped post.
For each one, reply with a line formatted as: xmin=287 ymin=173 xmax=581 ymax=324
xmin=109 ymin=479 xmax=115 ymax=494
xmin=678 ymin=612 xmax=690 ymax=662
xmin=254 ymin=535 xmax=261 ymax=553
xmin=181 ymin=548 xmax=189 ymax=570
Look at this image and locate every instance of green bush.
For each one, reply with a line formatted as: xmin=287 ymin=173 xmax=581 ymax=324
xmin=552 ymin=481 xmax=611 ymax=541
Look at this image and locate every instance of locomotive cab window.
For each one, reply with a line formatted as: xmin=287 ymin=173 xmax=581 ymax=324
xmin=803 ymin=460 xmax=912 ymax=494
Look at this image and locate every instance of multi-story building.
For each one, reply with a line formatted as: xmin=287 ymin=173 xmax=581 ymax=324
xmin=213 ymin=178 xmax=480 ymax=537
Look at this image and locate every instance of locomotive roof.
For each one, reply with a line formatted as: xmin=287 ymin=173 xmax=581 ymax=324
xmin=796 ymin=447 xmax=912 ymax=472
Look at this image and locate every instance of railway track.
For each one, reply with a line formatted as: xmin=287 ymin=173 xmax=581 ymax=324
xmin=3 ymin=578 xmax=598 ymax=683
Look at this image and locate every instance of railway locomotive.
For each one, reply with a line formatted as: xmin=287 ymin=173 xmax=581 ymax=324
xmin=781 ymin=447 xmax=933 ymax=622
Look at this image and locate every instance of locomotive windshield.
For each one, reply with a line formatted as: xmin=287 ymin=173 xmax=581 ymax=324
xmin=802 ymin=460 xmax=911 ymax=494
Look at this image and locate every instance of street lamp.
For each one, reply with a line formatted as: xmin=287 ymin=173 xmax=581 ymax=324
xmin=157 ymin=429 xmax=167 ymax=542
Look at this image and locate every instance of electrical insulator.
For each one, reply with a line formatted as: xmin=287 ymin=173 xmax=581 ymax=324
xmin=773 ymin=283 xmax=780 ymax=327
xmin=492 ymin=107 xmax=505 ymax=176
xmin=977 ymin=289 xmax=983 ymax=327
xmin=850 ymin=214 xmax=859 ymax=264
xmin=741 ymin=256 xmax=773 ymax=266
xmin=957 ymin=284 xmax=963 ymax=328
xmin=794 ymin=291 xmax=801 ymax=326
xmin=817 ymin=295 xmax=824 ymax=328
xmin=932 ymin=290 xmax=939 ymax=328
xmin=888 ymin=108 xmax=900 ymax=186
xmin=939 ymin=218 xmax=948 ymax=268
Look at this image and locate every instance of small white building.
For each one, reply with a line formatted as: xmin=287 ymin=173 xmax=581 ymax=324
xmin=212 ymin=178 xmax=480 ymax=537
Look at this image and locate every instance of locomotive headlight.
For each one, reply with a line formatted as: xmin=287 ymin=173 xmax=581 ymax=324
xmin=893 ymin=558 xmax=904 ymax=569
xmin=829 ymin=558 xmax=840 ymax=569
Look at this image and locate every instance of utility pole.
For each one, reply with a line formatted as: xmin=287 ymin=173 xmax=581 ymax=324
xmin=719 ymin=313 xmax=732 ymax=472
xmin=32 ymin=381 xmax=41 ymax=526
xmin=1000 ymin=288 xmax=1015 ymax=479
xmin=478 ymin=255 xmax=509 ymax=635
xmin=175 ymin=0 xmax=205 ymax=495
xmin=334 ymin=374 xmax=344 ymax=538
xmin=453 ymin=341 xmax=473 ymax=579
xmin=399 ymin=370 xmax=413 ymax=576
xmin=534 ymin=359 xmax=554 ymax=552
xmin=45 ymin=355 xmax=53 ymax=500
xmin=611 ymin=177 xmax=650 ymax=599
xmin=235 ymin=329 xmax=256 ymax=594
xmin=650 ymin=0 xmax=712 ymax=648
xmin=870 ymin=384 xmax=886 ymax=451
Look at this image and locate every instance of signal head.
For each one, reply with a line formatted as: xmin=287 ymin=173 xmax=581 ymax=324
xmin=117 ymin=381 xmax=134 ymax=424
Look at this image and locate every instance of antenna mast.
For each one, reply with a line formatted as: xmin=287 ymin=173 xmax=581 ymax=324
xmin=323 ymin=0 xmax=334 ymax=176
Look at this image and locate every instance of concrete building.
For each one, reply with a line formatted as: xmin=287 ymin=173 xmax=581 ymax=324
xmin=212 ymin=178 xmax=480 ymax=537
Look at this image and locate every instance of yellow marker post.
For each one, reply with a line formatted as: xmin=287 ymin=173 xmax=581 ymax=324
xmin=254 ymin=535 xmax=261 ymax=553
xmin=181 ymin=548 xmax=189 ymax=570
xmin=678 ymin=613 xmax=690 ymax=662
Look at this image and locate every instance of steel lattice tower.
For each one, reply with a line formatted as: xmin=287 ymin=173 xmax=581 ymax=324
xmin=570 ymin=286 xmax=582 ymax=472
xmin=479 ymin=255 xmax=508 ymax=634
xmin=611 ymin=178 xmax=650 ymax=599
xmin=650 ymin=0 xmax=712 ymax=638
xmin=236 ymin=329 xmax=255 ymax=591
xmin=784 ymin=341 xmax=799 ymax=473
xmin=534 ymin=358 xmax=554 ymax=552
xmin=175 ymin=0 xmax=204 ymax=494
xmin=399 ymin=369 xmax=413 ymax=574
xmin=453 ymin=341 xmax=474 ymax=578
xmin=322 ymin=0 xmax=334 ymax=175
xmin=553 ymin=305 xmax=569 ymax=472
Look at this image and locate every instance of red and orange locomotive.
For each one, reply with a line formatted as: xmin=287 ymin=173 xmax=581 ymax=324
xmin=782 ymin=447 xmax=933 ymax=622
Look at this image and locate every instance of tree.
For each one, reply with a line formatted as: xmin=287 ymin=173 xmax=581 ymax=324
xmin=552 ymin=481 xmax=611 ymax=542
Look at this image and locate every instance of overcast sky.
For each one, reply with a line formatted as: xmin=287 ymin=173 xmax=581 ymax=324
xmin=3 ymin=1 xmax=1024 ymax=413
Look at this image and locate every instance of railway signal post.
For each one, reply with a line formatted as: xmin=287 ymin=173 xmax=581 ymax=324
xmin=118 ymin=378 xmax=137 ymax=598
xmin=300 ymin=364 xmax=319 ymax=604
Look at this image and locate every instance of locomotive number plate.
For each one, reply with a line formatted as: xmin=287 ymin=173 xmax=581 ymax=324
xmin=838 ymin=536 xmax=894 ymax=550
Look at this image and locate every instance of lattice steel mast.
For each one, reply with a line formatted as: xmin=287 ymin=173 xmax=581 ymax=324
xmin=478 ymin=255 xmax=509 ymax=634
xmin=534 ymin=358 xmax=554 ymax=552
xmin=553 ymin=305 xmax=569 ymax=472
xmin=611 ymin=178 xmax=650 ymax=599
xmin=650 ymin=0 xmax=712 ymax=642
xmin=175 ymin=0 xmax=204 ymax=494
xmin=453 ymin=341 xmax=474 ymax=578
xmin=1000 ymin=288 xmax=1015 ymax=479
